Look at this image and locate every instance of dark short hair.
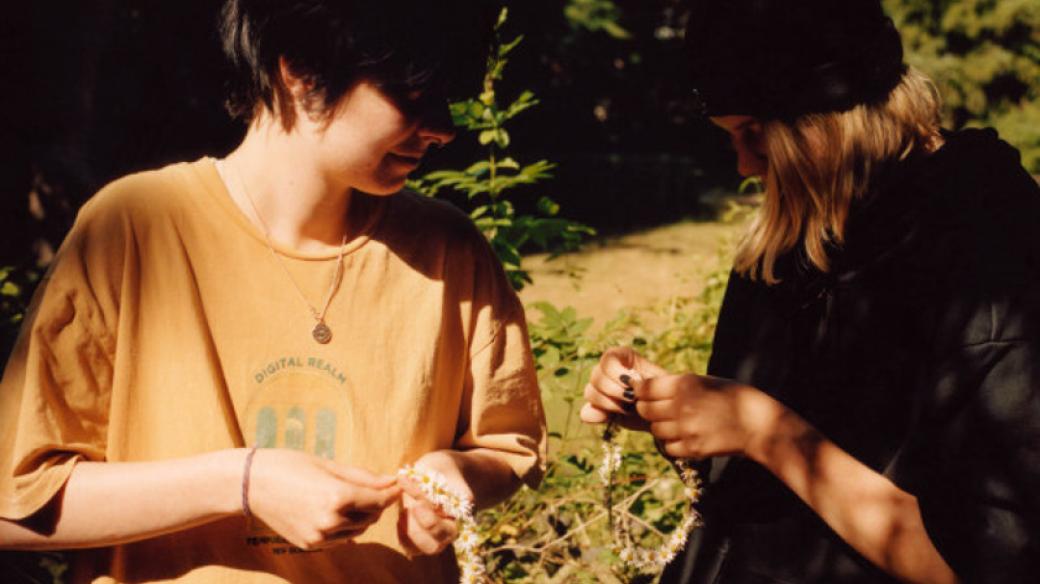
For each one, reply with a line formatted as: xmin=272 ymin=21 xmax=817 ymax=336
xmin=220 ymin=0 xmax=497 ymax=127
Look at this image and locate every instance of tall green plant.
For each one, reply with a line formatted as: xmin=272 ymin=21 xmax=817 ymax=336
xmin=408 ymin=9 xmax=594 ymax=290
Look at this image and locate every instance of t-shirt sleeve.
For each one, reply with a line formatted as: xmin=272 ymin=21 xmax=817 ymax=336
xmin=452 ymin=237 xmax=546 ymax=490
xmin=0 ymin=194 xmax=126 ymax=520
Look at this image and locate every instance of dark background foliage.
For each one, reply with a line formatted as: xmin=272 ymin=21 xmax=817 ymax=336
xmin=3 ymin=1 xmax=737 ymax=272
xmin=9 ymin=0 xmax=1036 ymax=276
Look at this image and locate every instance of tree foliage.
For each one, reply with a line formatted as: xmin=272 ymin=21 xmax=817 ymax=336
xmin=886 ymin=0 xmax=1040 ymax=170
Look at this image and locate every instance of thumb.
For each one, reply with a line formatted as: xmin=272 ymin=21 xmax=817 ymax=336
xmin=325 ymin=462 xmax=398 ymax=489
xmin=348 ymin=482 xmax=403 ymax=512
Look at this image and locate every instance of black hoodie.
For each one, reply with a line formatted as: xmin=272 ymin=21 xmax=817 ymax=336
xmin=663 ymin=129 xmax=1040 ymax=584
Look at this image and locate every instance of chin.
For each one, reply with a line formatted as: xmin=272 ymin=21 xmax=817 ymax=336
xmin=363 ymin=185 xmax=403 ymax=196
xmin=358 ymin=176 xmax=407 ymax=196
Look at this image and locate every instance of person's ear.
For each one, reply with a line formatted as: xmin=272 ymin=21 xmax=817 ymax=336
xmin=278 ymin=57 xmax=311 ymax=102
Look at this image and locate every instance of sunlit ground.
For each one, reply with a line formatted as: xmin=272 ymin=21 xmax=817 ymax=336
xmin=520 ymin=219 xmax=742 ymax=327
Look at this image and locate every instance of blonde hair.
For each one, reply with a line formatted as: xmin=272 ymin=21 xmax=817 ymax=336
xmin=735 ymin=68 xmax=944 ymax=284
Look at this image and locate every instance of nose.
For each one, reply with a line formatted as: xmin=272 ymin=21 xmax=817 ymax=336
xmin=418 ymin=105 xmax=456 ymax=147
xmin=730 ymin=130 xmax=768 ymax=178
xmin=733 ymin=142 xmax=766 ymax=177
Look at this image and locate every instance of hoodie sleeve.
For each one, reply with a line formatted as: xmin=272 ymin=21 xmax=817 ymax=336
xmin=888 ymin=133 xmax=1040 ymax=583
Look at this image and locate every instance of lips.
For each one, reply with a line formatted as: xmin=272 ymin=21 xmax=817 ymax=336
xmin=389 ymin=152 xmax=423 ymax=166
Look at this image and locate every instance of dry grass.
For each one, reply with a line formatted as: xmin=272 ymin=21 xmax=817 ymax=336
xmin=519 ymin=220 xmax=741 ymax=326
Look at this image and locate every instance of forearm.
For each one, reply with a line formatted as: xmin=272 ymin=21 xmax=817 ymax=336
xmin=747 ymin=403 xmax=957 ymax=584
xmin=0 ymin=449 xmax=245 ymax=550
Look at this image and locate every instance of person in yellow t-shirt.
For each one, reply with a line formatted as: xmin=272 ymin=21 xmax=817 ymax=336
xmin=0 ymin=1 xmax=546 ymax=582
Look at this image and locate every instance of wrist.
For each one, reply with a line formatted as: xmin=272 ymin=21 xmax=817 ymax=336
xmin=416 ymin=451 xmax=472 ymax=496
xmin=203 ymin=448 xmax=255 ymax=517
xmin=737 ymin=388 xmax=807 ymax=465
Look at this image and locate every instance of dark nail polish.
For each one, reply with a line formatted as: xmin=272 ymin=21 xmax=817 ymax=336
xmin=620 ymin=374 xmax=631 ymax=386
xmin=623 ymin=388 xmax=635 ymax=401
xmin=622 ymin=400 xmax=636 ymax=412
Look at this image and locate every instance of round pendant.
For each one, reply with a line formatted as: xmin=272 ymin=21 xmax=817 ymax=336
xmin=312 ymin=322 xmax=332 ymax=344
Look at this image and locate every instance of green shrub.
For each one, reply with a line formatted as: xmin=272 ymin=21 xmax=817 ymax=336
xmin=477 ymin=236 xmax=735 ymax=582
xmin=886 ymin=0 xmax=1040 ymax=172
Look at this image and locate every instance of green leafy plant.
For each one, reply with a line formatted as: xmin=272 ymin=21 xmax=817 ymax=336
xmin=408 ymin=9 xmax=595 ymax=290
xmin=886 ymin=0 xmax=1040 ymax=171
xmin=475 ymin=235 xmax=735 ymax=582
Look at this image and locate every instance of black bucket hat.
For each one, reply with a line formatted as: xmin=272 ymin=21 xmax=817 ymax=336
xmin=685 ymin=0 xmax=906 ymax=120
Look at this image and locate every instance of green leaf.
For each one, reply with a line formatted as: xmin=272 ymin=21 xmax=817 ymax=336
xmin=539 ymin=345 xmax=561 ymax=369
xmin=1 ymin=281 xmax=20 ymax=297
xmin=497 ymin=157 xmax=520 ymax=170
xmin=464 ymin=161 xmax=491 ymax=176
xmin=499 ymin=35 xmax=523 ymax=58
xmin=478 ymin=130 xmax=496 ymax=145
xmin=531 ymin=301 xmax=562 ymax=320
xmin=494 ymin=129 xmax=510 ymax=148
xmin=493 ymin=240 xmax=523 ymax=268
xmin=537 ymin=196 xmax=560 ymax=216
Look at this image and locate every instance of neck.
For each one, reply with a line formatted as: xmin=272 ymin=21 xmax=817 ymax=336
xmin=223 ymin=114 xmax=352 ymax=254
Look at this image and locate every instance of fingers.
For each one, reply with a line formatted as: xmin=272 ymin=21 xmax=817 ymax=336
xmin=600 ymin=346 xmax=639 ymax=372
xmin=397 ymin=474 xmax=429 ymax=504
xmin=579 ymin=402 xmax=610 ymax=424
xmin=649 ymin=420 xmax=682 ymax=441
xmin=636 ymin=398 xmax=679 ymax=422
xmin=396 ymin=474 xmax=462 ymax=520
xmin=601 ymin=345 xmax=670 ymax=379
xmin=635 ymin=356 xmax=670 ymax=378
xmin=659 ymin=439 xmax=694 ymax=459
xmin=398 ymin=495 xmax=459 ymax=556
xmin=599 ymin=348 xmax=643 ymax=385
xmin=326 ymin=524 xmax=368 ymax=541
xmin=583 ymin=381 xmax=630 ymax=416
xmin=583 ymin=348 xmax=664 ymax=416
xmin=409 ymin=499 xmax=457 ymax=536
xmin=589 ymin=365 xmax=632 ymax=402
xmin=325 ymin=462 xmax=399 ymax=489
xmin=341 ymin=481 xmax=403 ymax=514
xmin=632 ymin=374 xmax=691 ymax=402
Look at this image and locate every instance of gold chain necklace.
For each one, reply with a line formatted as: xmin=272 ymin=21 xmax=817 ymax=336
xmin=220 ymin=159 xmax=347 ymax=344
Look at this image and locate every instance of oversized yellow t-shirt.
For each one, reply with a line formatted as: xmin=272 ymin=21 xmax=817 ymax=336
xmin=0 ymin=158 xmax=546 ymax=583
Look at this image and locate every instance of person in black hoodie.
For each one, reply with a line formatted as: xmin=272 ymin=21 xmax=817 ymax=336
xmin=581 ymin=1 xmax=1040 ymax=583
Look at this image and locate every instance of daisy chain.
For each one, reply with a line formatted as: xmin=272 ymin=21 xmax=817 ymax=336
xmin=397 ymin=465 xmax=485 ymax=584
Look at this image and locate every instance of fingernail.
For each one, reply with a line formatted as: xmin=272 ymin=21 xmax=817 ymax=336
xmin=620 ymin=374 xmax=631 ymax=386
xmin=623 ymin=388 xmax=635 ymax=401
xmin=622 ymin=400 xmax=636 ymax=412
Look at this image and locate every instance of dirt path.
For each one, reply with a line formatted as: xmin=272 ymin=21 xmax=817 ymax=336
xmin=518 ymin=220 xmax=742 ymax=324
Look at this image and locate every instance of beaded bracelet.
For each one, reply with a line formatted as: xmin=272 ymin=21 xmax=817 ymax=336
xmin=241 ymin=446 xmax=259 ymax=526
xmin=600 ymin=423 xmax=703 ymax=572
xmin=397 ymin=466 xmax=485 ymax=584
